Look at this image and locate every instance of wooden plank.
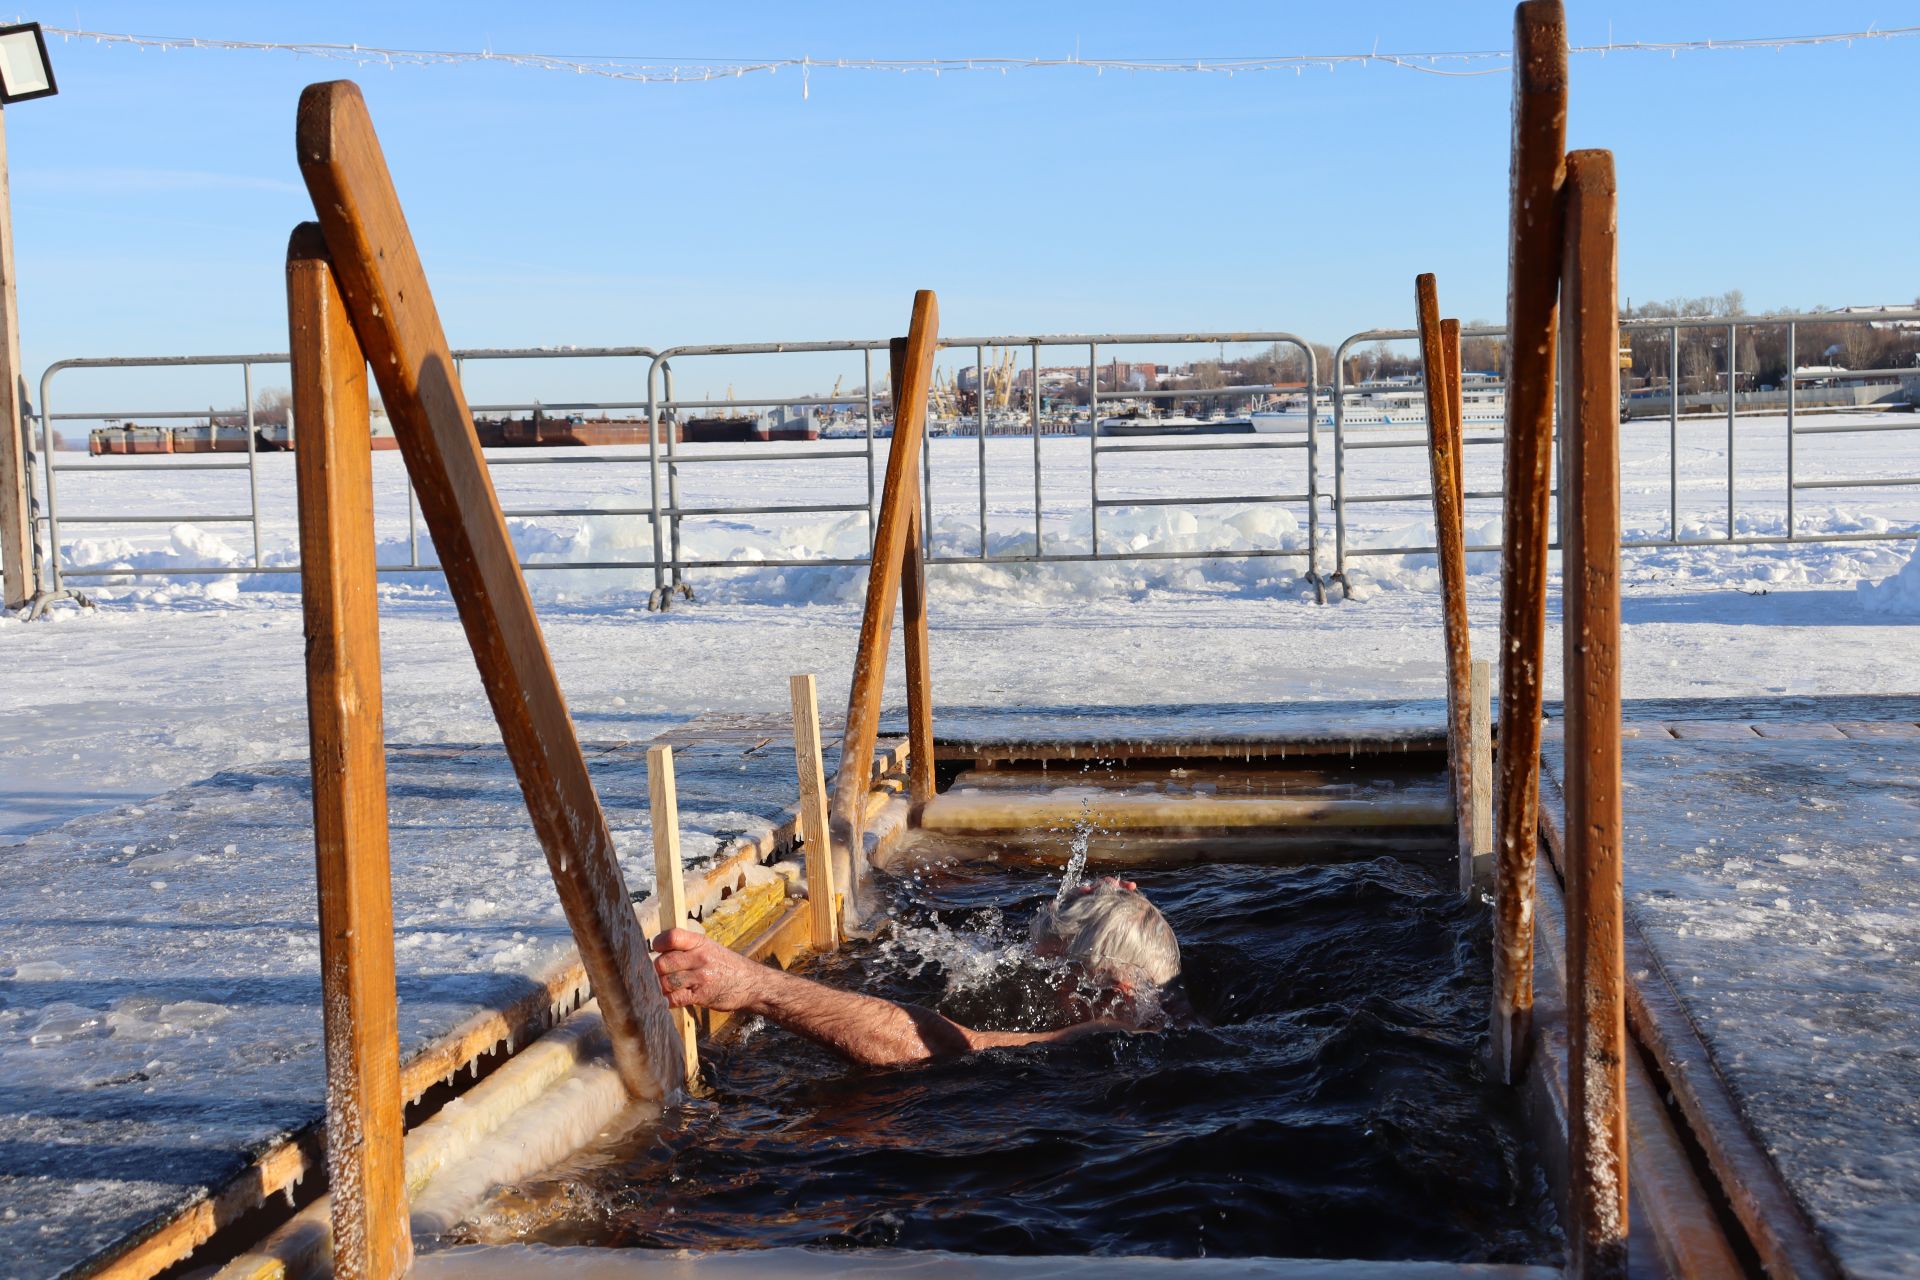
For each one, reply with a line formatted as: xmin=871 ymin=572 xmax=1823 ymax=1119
xmin=1468 ymin=659 xmax=1495 ymax=893
xmin=919 ymin=789 xmax=1453 ymax=833
xmin=830 ymin=290 xmax=939 ymax=883
xmin=1416 ymin=275 xmax=1474 ymax=882
xmin=646 ymin=745 xmax=700 ymax=1089
xmin=1560 ymin=147 xmax=1628 ymax=1280
xmin=1833 ymin=720 xmax=1920 ymax=740
xmin=788 ymin=673 xmax=839 ymax=950
xmin=892 ymin=336 xmax=937 ymax=810
xmin=1665 ymin=721 xmax=1761 ymax=741
xmin=1492 ymin=0 xmax=1568 ymax=1086
xmin=286 ymin=224 xmax=412 ymax=1280
xmin=0 ymin=111 xmax=30 ymax=610
xmin=295 ymin=81 xmax=668 ymax=1100
xmin=1750 ymin=722 xmax=1848 ymax=741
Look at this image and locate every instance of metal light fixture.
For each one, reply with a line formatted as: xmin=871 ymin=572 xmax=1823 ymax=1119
xmin=0 ymin=22 xmax=56 ymax=105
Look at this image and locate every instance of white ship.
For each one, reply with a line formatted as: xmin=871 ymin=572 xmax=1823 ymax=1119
xmin=1251 ymin=378 xmax=1506 ymax=433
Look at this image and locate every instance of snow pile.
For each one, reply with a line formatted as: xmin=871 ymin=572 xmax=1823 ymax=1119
xmin=1857 ymin=548 xmax=1920 ymax=617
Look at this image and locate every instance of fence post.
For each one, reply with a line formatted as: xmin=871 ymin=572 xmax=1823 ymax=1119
xmin=646 ymin=745 xmax=701 ymax=1089
xmin=287 ymin=224 xmax=411 ymax=1280
xmin=1415 ymin=275 xmax=1474 ymax=888
xmin=297 ymin=80 xmax=672 ymax=1101
xmin=788 ymin=673 xmax=840 ymax=950
xmin=1562 ymin=147 xmax=1629 ymax=1280
xmin=830 ymin=290 xmax=939 ymax=927
xmin=1491 ymin=0 xmax=1568 ymax=1086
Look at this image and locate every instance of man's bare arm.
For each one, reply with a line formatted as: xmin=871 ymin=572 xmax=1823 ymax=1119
xmin=650 ymin=928 xmax=1116 ymax=1067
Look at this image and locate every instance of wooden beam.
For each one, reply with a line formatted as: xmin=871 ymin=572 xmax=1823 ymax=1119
xmin=1561 ymin=147 xmax=1628 ymax=1280
xmin=919 ymin=789 xmax=1453 ymax=833
xmin=1492 ymin=0 xmax=1568 ymax=1086
xmin=830 ymin=290 xmax=939 ymax=901
xmin=286 ymin=224 xmax=412 ymax=1280
xmin=1468 ymin=658 xmax=1495 ymax=892
xmin=892 ymin=337 xmax=937 ymax=811
xmin=787 ymin=673 xmax=839 ymax=950
xmin=1415 ymin=275 xmax=1474 ymax=890
xmin=295 ymin=81 xmax=668 ymax=1100
xmin=646 ymin=745 xmax=700 ymax=1090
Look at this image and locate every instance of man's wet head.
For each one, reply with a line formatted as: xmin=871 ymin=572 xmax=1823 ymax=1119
xmin=1029 ymin=877 xmax=1181 ymax=1000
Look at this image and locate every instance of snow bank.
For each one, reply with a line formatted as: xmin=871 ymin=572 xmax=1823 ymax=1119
xmin=1857 ymin=548 xmax=1920 ymax=616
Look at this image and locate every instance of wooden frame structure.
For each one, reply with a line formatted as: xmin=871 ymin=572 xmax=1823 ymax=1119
xmin=827 ymin=297 xmax=940 ymax=925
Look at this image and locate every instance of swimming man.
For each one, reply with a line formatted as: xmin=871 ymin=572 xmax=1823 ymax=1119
xmin=649 ymin=876 xmax=1183 ymax=1067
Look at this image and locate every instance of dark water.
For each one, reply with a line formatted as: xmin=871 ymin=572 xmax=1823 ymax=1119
xmin=469 ymin=857 xmax=1562 ymax=1264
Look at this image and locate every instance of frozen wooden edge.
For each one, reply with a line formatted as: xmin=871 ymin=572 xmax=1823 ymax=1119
xmin=85 ymin=739 xmax=909 ymax=1280
xmin=1538 ymin=775 xmax=1839 ymax=1279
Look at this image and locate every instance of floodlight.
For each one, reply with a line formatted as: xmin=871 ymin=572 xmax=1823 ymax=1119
xmin=0 ymin=23 xmax=56 ymax=105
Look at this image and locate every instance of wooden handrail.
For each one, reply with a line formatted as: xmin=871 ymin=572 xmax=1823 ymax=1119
xmin=829 ymin=291 xmax=939 ymax=917
xmin=1415 ymin=275 xmax=1476 ymax=893
xmin=294 ymin=80 xmax=673 ymax=1101
xmin=1561 ymin=146 xmax=1629 ymax=1279
xmin=287 ymin=224 xmax=412 ymax=1280
xmin=892 ymin=337 xmax=937 ymax=810
xmin=789 ymin=674 xmax=840 ymax=950
xmin=1492 ymin=0 xmax=1568 ymax=1086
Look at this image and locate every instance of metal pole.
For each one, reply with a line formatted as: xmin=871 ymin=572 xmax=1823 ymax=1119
xmin=0 ymin=106 xmax=32 ymax=611
xmin=1333 ymin=347 xmax=1349 ymax=591
xmin=244 ymin=362 xmax=262 ymax=569
xmin=38 ymin=365 xmax=61 ymax=592
xmin=1786 ymin=322 xmax=1797 ymax=538
xmin=1668 ymin=325 xmax=1679 ymax=541
xmin=663 ymin=360 xmax=683 ymax=592
xmin=865 ymin=347 xmax=877 ymax=550
xmin=1726 ymin=321 xmax=1737 ymax=540
xmin=976 ymin=343 xmax=988 ymax=559
xmin=1031 ymin=342 xmax=1042 ymax=553
xmin=646 ymin=356 xmax=665 ymax=600
xmin=1088 ymin=342 xmax=1100 ymax=555
xmin=1304 ymin=344 xmax=1323 ymax=603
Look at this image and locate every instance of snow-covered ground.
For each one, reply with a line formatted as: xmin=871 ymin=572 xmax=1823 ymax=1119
xmin=5 ymin=411 xmax=1920 ymax=837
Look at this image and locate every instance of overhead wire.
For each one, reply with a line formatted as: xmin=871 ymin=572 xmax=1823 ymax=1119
xmin=22 ymin=21 xmax=1920 ymax=88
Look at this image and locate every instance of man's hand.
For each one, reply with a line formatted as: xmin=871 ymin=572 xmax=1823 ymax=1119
xmin=651 ymin=927 xmax=766 ymax=1013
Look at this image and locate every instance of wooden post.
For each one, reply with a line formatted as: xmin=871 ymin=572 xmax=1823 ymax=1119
xmin=1415 ymin=275 xmax=1474 ymax=889
xmin=646 ymin=745 xmax=700 ymax=1089
xmin=788 ymin=674 xmax=840 ymax=950
xmin=1468 ymin=659 xmax=1495 ymax=892
xmin=295 ymin=82 xmax=670 ymax=1101
xmin=287 ymin=224 xmax=412 ymax=1280
xmin=891 ymin=337 xmax=937 ymax=810
xmin=1562 ymin=147 xmax=1628 ymax=1280
xmin=1492 ymin=0 xmax=1568 ymax=1085
xmin=830 ymin=292 xmax=940 ymax=901
xmin=0 ymin=108 xmax=32 ymax=612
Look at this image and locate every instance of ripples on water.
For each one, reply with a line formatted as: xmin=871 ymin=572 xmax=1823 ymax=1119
xmin=463 ymin=856 xmax=1563 ymax=1264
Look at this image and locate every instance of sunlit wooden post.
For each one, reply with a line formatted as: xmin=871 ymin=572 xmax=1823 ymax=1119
xmin=1492 ymin=0 xmax=1568 ymax=1085
xmin=788 ymin=674 xmax=840 ymax=950
xmin=647 ymin=745 xmax=700 ymax=1089
xmin=1468 ymin=659 xmax=1494 ymax=891
xmin=287 ymin=224 xmax=411 ymax=1280
xmin=1562 ymin=147 xmax=1628 ymax=1280
xmin=892 ymin=337 xmax=937 ymax=811
xmin=830 ymin=291 xmax=939 ymax=925
xmin=296 ymin=81 xmax=670 ymax=1100
xmin=1415 ymin=275 xmax=1474 ymax=892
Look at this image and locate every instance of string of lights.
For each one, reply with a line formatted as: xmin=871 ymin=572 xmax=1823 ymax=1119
xmin=26 ymin=21 xmax=1920 ymax=91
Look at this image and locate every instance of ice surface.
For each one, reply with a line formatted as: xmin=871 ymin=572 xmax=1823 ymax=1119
xmin=1545 ymin=721 xmax=1920 ymax=1280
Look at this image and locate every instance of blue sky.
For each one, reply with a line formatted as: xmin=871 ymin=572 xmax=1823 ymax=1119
xmin=6 ymin=1 xmax=1918 ymax=405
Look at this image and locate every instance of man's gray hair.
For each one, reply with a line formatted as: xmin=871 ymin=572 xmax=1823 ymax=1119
xmin=1030 ymin=880 xmax=1181 ymax=987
